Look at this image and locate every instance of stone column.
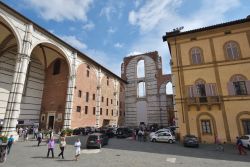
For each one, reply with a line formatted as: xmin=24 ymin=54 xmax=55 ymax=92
xmin=2 ymin=24 xmax=32 ymax=136
xmin=113 ymin=80 xmax=119 ymax=127
xmin=95 ymin=68 xmax=102 ymax=128
xmin=63 ymin=52 xmax=76 ymax=129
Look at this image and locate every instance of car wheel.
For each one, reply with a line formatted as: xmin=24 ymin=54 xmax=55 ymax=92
xmin=248 ymin=144 xmax=250 ymax=150
xmin=86 ymin=146 xmax=90 ymax=149
xmin=169 ymin=139 xmax=173 ymax=144
xmin=152 ymin=138 xmax=156 ymax=142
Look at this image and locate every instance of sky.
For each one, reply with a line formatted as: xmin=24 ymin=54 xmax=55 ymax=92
xmin=2 ymin=0 xmax=250 ymax=76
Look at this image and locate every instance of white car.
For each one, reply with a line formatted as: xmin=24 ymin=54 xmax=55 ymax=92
xmin=150 ymin=131 xmax=175 ymax=143
xmin=240 ymin=135 xmax=250 ymax=149
xmin=149 ymin=129 xmax=172 ymax=138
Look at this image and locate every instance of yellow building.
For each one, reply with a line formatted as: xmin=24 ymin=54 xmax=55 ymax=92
xmin=163 ymin=16 xmax=250 ymax=144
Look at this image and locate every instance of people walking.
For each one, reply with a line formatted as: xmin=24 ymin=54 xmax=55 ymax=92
xmin=47 ymin=137 xmax=55 ymax=158
xmin=74 ymin=138 xmax=81 ymax=161
xmin=7 ymin=135 xmax=14 ymax=154
xmin=236 ymin=136 xmax=247 ymax=155
xmin=138 ymin=129 xmax=143 ymax=142
xmin=58 ymin=137 xmax=66 ymax=159
xmin=215 ymin=135 xmax=224 ymax=152
xmin=37 ymin=131 xmax=42 ymax=146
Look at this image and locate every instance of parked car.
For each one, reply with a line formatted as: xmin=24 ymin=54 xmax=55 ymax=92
xmin=85 ymin=126 xmax=95 ymax=135
xmin=149 ymin=128 xmax=172 ymax=138
xmin=116 ymin=127 xmax=133 ymax=138
xmin=240 ymin=135 xmax=250 ymax=149
xmin=150 ymin=131 xmax=175 ymax=143
xmin=73 ymin=127 xmax=86 ymax=135
xmin=86 ymin=133 xmax=109 ymax=149
xmin=183 ymin=135 xmax=199 ymax=147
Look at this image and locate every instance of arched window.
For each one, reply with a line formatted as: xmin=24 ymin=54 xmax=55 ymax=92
xmin=166 ymin=82 xmax=173 ymax=95
xmin=228 ymin=74 xmax=248 ymax=95
xmin=137 ymin=82 xmax=146 ymax=97
xmin=53 ymin=59 xmax=61 ymax=75
xmin=224 ymin=41 xmax=240 ymax=60
xmin=190 ymin=47 xmax=203 ymax=65
xmin=137 ymin=60 xmax=145 ymax=78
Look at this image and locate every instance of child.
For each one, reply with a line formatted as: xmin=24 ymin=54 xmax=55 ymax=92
xmin=74 ymin=138 xmax=81 ymax=161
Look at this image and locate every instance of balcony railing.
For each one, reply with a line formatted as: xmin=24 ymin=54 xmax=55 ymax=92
xmin=186 ymin=96 xmax=220 ymax=105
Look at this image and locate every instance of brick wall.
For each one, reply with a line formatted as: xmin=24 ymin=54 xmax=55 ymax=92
xmin=40 ymin=58 xmax=69 ymax=131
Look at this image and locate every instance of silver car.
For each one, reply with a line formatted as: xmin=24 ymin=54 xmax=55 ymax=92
xmin=150 ymin=131 xmax=175 ymax=143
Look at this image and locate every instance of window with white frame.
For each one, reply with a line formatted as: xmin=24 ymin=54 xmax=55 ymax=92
xmin=190 ymin=47 xmax=203 ymax=64
xmin=225 ymin=41 xmax=240 ymax=60
xmin=138 ymin=82 xmax=146 ymax=97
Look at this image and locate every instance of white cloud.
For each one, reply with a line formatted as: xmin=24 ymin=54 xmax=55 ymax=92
xmin=60 ymin=35 xmax=87 ymax=50
xmin=128 ymin=0 xmax=241 ymax=74
xmin=126 ymin=51 xmax=143 ymax=57
xmin=114 ymin=43 xmax=123 ymax=48
xmin=108 ymin=27 xmax=116 ymax=33
xmin=24 ymin=0 xmax=93 ymax=22
xmin=99 ymin=1 xmax=125 ymax=21
xmin=82 ymin=22 xmax=95 ymax=31
xmin=85 ymin=49 xmax=121 ymax=76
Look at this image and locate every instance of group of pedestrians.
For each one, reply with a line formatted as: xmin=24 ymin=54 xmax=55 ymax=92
xmin=132 ymin=129 xmax=148 ymax=142
xmin=46 ymin=136 xmax=82 ymax=161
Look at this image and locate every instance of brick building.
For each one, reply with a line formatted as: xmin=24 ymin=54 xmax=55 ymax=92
xmin=0 ymin=2 xmax=125 ymax=135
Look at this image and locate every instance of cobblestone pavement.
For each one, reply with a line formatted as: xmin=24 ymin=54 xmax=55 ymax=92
xmin=3 ymin=135 xmax=250 ymax=167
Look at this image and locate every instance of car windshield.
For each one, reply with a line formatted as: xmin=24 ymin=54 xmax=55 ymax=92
xmin=88 ymin=135 xmax=98 ymax=140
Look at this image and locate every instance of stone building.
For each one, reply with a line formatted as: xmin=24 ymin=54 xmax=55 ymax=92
xmin=121 ymin=51 xmax=174 ymax=128
xmin=163 ymin=16 xmax=250 ymax=143
xmin=0 ymin=2 xmax=125 ymax=135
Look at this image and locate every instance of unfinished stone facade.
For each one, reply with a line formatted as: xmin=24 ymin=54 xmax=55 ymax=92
xmin=121 ymin=51 xmax=174 ymax=127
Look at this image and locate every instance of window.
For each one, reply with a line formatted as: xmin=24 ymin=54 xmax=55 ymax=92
xmin=93 ymin=107 xmax=96 ymax=115
xmin=106 ymin=109 xmax=108 ymax=116
xmin=228 ymin=74 xmax=249 ymax=96
xmin=106 ymin=98 xmax=109 ymax=106
xmin=138 ymin=82 xmax=146 ymax=97
xmin=119 ymin=111 xmax=121 ymax=116
xmin=201 ymin=120 xmax=212 ymax=134
xmin=224 ymin=41 xmax=240 ymax=60
xmin=53 ymin=59 xmax=61 ymax=75
xmin=93 ymin=94 xmax=95 ymax=100
xmin=100 ymin=108 xmax=102 ymax=115
xmin=78 ymin=90 xmax=82 ymax=97
xmin=111 ymin=99 xmax=113 ymax=104
xmin=233 ymin=81 xmax=247 ymax=95
xmin=86 ymin=92 xmax=89 ymax=102
xmin=87 ymin=70 xmax=90 ymax=77
xmin=190 ymin=47 xmax=203 ymax=64
xmin=112 ymin=110 xmax=113 ymax=116
xmin=76 ymin=106 xmax=81 ymax=112
xmin=102 ymin=96 xmax=104 ymax=102
xmin=107 ymin=77 xmax=109 ymax=86
xmin=137 ymin=60 xmax=145 ymax=78
xmin=242 ymin=120 xmax=250 ymax=134
xmin=85 ymin=106 xmax=88 ymax=114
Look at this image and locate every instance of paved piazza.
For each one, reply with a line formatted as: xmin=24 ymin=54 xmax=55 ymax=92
xmin=4 ymin=136 xmax=250 ymax=167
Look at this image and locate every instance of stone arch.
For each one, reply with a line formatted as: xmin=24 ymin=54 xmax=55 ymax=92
xmin=196 ymin=112 xmax=217 ymax=141
xmin=229 ymin=74 xmax=247 ymax=82
xmin=236 ymin=111 xmax=250 ymax=136
xmin=0 ymin=12 xmax=21 ymax=53
xmin=30 ymin=41 xmax=72 ymax=74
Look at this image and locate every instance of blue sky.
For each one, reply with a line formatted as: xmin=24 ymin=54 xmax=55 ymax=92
xmin=3 ymin=0 xmax=250 ymax=76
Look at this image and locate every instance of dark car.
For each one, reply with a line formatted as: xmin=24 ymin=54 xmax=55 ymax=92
xmin=73 ymin=127 xmax=86 ymax=135
xmin=116 ymin=127 xmax=133 ymax=138
xmin=183 ymin=135 xmax=199 ymax=147
xmin=86 ymin=133 xmax=109 ymax=149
